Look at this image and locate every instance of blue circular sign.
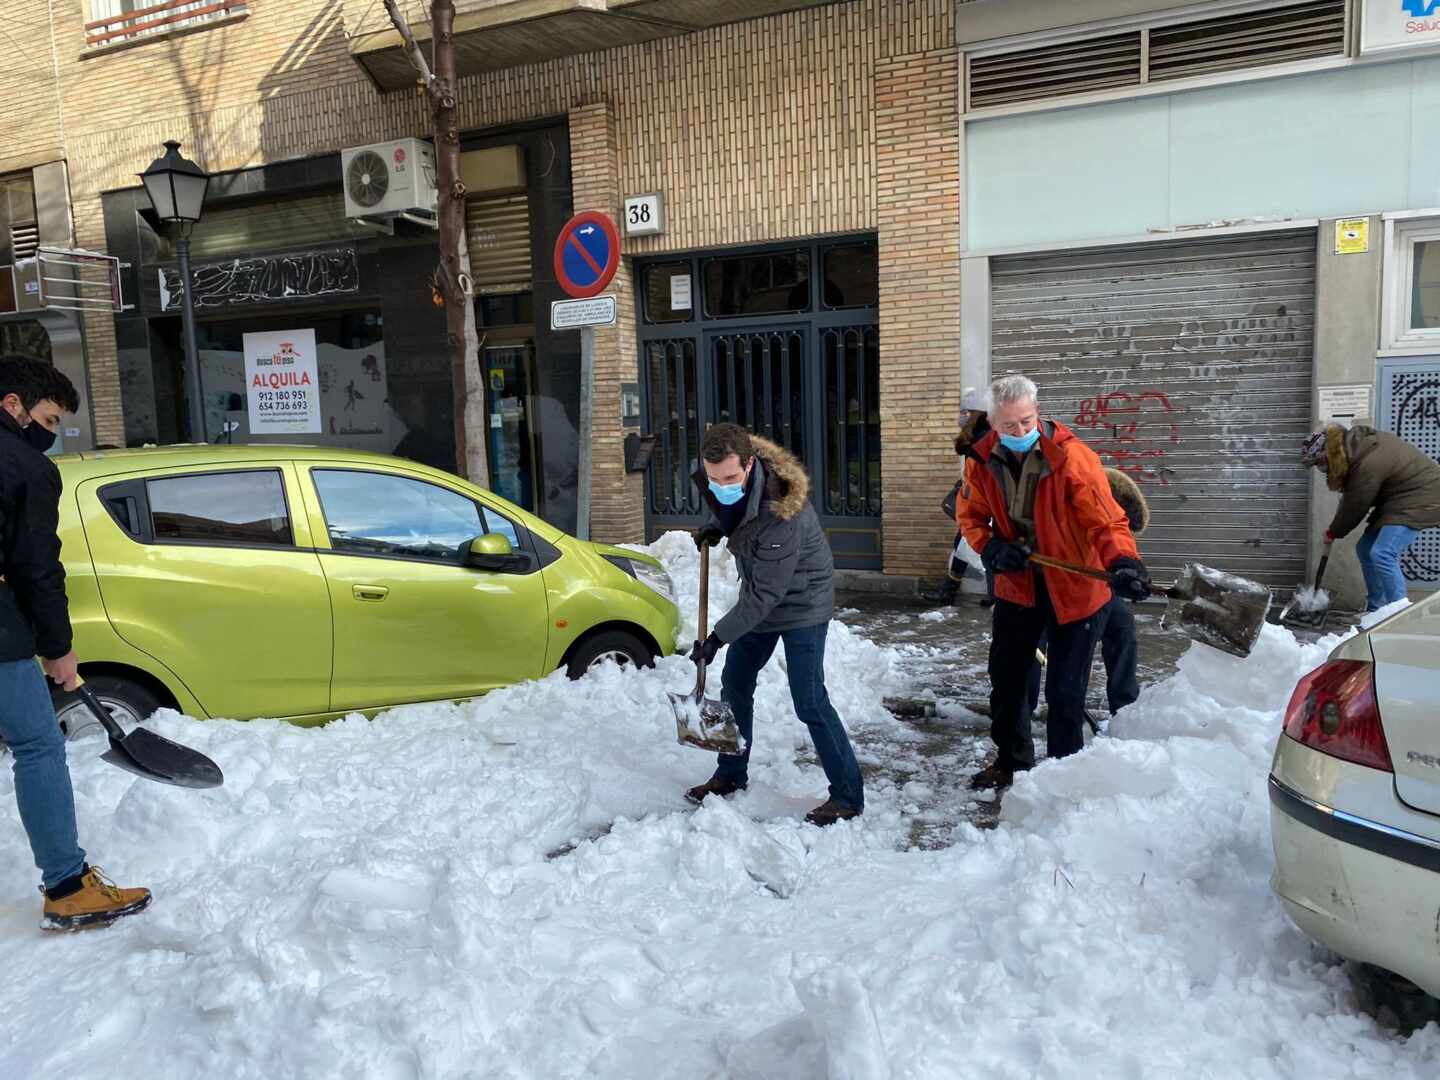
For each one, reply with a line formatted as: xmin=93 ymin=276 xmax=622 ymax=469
xmin=554 ymin=212 xmax=620 ymax=298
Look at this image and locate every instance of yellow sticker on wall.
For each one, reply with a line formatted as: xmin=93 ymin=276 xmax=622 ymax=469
xmin=1335 ymin=219 xmax=1369 ymax=255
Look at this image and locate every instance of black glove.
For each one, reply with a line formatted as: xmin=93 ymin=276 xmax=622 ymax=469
xmin=694 ymin=524 xmax=724 ymax=550
xmin=689 ymin=633 xmax=722 ymax=666
xmin=980 ymin=538 xmax=1031 ymax=574
xmin=1108 ymin=556 xmax=1152 ymax=602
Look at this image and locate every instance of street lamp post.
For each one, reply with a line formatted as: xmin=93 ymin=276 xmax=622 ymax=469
xmin=140 ymin=140 xmax=210 ymax=443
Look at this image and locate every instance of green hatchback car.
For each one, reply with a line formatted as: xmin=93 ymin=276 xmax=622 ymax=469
xmin=50 ymin=445 xmax=678 ymax=730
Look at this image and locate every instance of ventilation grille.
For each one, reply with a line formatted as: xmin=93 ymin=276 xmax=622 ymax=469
xmin=465 ymin=192 xmax=532 ymax=295
xmin=969 ymin=33 xmax=1142 ymax=109
xmin=967 ymin=1 xmax=1349 ymax=111
xmin=10 ymin=222 xmax=39 ymax=261
xmin=1149 ymin=0 xmax=1347 ymax=81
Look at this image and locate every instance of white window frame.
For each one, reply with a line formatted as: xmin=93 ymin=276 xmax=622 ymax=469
xmin=1382 ymin=215 xmax=1440 ymax=351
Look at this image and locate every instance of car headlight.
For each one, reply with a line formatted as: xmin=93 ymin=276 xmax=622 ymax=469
xmin=605 ymin=555 xmax=675 ymax=605
xmin=632 ymin=560 xmax=676 ymax=605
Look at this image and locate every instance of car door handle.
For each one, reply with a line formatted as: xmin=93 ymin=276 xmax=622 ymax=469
xmin=353 ymin=585 xmax=389 ymax=602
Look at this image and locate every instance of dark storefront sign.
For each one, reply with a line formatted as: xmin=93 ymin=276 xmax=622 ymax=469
xmin=637 ymin=237 xmax=881 ymax=569
xmin=158 ymin=247 xmax=361 ymax=311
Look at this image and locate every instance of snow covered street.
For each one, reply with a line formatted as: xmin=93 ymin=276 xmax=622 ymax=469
xmin=3 ymin=534 xmax=1438 ymax=1078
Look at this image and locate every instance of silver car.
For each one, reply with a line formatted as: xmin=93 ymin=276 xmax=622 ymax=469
xmin=1269 ymin=591 xmax=1440 ymax=999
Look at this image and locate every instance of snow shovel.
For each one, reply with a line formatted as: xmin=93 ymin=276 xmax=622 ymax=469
xmin=669 ymin=545 xmax=742 ymax=754
xmin=72 ymin=677 xmax=224 ymax=789
xmin=1279 ymin=538 xmax=1333 ymax=631
xmin=1029 ymin=554 xmax=1271 ymax=659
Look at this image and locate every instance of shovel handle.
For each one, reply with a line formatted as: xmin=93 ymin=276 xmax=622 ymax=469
xmin=697 ymin=543 xmax=709 ymax=640
xmin=73 ymin=678 xmax=127 ymax=742
xmin=1028 ymin=553 xmax=1166 ymax=596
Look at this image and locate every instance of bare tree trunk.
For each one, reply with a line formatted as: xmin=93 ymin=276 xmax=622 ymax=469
xmin=382 ymin=0 xmax=490 ymax=486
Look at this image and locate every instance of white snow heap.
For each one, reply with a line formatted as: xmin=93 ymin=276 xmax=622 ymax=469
xmin=2 ymin=536 xmax=1436 ymax=1076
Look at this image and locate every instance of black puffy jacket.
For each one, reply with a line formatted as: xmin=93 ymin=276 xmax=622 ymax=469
xmin=0 ymin=411 xmax=71 ymax=662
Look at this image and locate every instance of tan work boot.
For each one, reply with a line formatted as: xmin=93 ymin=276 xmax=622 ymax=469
xmin=41 ymin=866 xmax=152 ymax=931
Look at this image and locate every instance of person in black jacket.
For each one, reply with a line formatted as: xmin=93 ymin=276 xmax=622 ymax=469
xmin=684 ymin=423 xmax=864 ymax=826
xmin=0 ymin=357 xmax=152 ymax=930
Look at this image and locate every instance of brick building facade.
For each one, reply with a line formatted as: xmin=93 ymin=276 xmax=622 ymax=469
xmin=0 ymin=0 xmax=965 ymax=578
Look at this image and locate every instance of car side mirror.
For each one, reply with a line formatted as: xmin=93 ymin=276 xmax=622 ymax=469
xmin=465 ymin=532 xmax=520 ymax=571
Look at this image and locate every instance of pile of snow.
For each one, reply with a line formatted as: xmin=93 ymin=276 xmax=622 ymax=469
xmin=1292 ymin=584 xmax=1332 ymax=612
xmin=1 ymin=537 xmax=1436 ymax=1077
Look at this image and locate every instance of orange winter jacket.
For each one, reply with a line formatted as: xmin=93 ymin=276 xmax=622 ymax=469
xmin=956 ymin=419 xmax=1139 ymax=625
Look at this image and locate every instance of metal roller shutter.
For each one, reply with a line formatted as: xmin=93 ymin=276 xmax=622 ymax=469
xmin=990 ymin=230 xmax=1316 ymax=589
xmin=464 ymin=192 xmax=532 ymax=295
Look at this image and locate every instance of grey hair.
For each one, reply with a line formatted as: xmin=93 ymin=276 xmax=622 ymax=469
xmin=989 ymin=374 xmax=1038 ymax=415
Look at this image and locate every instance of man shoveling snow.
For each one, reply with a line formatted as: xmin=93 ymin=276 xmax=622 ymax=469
xmin=683 ymin=423 xmax=865 ymax=827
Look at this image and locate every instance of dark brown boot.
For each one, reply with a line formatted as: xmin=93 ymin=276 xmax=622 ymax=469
xmin=685 ymin=776 xmax=746 ymax=805
xmin=969 ymin=762 xmax=1017 ymax=791
xmin=804 ymin=800 xmax=862 ymax=827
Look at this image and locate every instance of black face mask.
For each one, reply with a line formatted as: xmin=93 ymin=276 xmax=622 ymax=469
xmin=23 ymin=423 xmax=57 ymax=453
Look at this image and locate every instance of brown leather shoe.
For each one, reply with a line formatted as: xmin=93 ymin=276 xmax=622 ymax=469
xmin=804 ymin=800 xmax=862 ymax=827
xmin=969 ymin=762 xmax=1019 ymax=791
xmin=685 ymin=776 xmax=746 ymax=805
xmin=41 ymin=867 xmax=152 ymax=931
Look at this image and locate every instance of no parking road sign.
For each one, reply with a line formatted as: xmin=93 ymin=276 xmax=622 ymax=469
xmin=554 ymin=211 xmax=620 ymax=298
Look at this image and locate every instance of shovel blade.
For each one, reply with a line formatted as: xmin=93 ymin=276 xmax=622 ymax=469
xmin=668 ymin=690 xmax=743 ymax=755
xmin=102 ymin=726 xmax=224 ymax=789
xmin=1164 ymin=563 xmax=1271 ymax=659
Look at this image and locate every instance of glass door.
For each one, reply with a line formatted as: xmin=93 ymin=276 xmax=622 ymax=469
xmin=484 ymin=342 xmax=538 ymax=511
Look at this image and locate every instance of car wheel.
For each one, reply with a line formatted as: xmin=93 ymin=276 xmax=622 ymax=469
xmin=565 ymin=631 xmax=655 ymax=680
xmin=54 ymin=675 xmax=163 ymax=741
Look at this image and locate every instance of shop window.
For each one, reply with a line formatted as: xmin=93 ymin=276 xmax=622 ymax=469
xmin=147 ymin=470 xmax=292 ymax=547
xmin=313 ymin=469 xmax=482 ymax=563
xmin=642 ymin=262 xmax=694 ymax=324
xmin=1385 ymin=219 xmax=1440 ymax=349
xmin=822 ymin=244 xmax=878 ymax=309
xmin=0 ymin=173 xmax=38 ymax=264
xmin=702 ymin=251 xmax=810 ymax=318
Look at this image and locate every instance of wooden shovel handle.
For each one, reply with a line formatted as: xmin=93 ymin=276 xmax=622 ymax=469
xmin=697 ymin=543 xmax=709 ymax=640
xmin=1028 ymin=552 xmax=1164 ymax=596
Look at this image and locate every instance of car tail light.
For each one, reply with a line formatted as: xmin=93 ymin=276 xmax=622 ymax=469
xmin=1283 ymin=659 xmax=1392 ymax=772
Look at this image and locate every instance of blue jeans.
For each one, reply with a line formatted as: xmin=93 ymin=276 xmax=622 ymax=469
xmin=1355 ymin=525 xmax=1419 ymax=611
xmin=0 ymin=659 xmax=85 ymax=889
xmin=714 ymin=622 xmax=864 ymax=810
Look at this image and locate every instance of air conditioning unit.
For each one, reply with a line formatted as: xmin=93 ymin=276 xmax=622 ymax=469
xmin=341 ymin=138 xmax=437 ymax=226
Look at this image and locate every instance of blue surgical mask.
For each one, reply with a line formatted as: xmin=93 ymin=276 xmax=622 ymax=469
xmin=709 ymin=479 xmax=746 ymax=506
xmin=999 ymin=428 xmax=1040 ymax=454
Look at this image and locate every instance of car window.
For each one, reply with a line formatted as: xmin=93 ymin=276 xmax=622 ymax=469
xmin=313 ymin=469 xmax=483 ymax=563
xmin=482 ymin=506 xmax=520 ymax=548
xmin=147 ymin=471 xmax=292 ymax=547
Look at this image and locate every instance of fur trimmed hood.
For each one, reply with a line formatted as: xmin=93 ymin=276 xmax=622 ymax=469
xmin=1105 ymin=468 xmax=1150 ymax=535
xmin=750 ymin=434 xmax=810 ymax=521
xmin=1323 ymin=423 xmax=1350 ymax=492
xmin=954 ymin=410 xmax=991 ymax=460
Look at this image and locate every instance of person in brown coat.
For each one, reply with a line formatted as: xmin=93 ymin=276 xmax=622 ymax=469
xmin=1301 ymin=424 xmax=1440 ymax=611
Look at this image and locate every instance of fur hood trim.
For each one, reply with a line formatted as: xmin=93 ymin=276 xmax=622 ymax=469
xmin=953 ymin=410 xmax=991 ymax=459
xmin=751 ymin=435 xmax=810 ymax=521
xmin=1324 ymin=424 xmax=1348 ymax=492
xmin=1104 ymin=468 xmax=1150 ymax=535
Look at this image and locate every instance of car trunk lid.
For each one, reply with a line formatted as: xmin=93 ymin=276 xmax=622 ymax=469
xmin=1369 ymin=597 xmax=1440 ymax=816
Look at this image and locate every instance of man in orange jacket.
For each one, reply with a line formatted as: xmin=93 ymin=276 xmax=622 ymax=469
xmin=957 ymin=374 xmax=1149 ymax=790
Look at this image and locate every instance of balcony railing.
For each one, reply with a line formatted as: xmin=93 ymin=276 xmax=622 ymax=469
xmin=85 ymin=0 xmax=247 ymax=50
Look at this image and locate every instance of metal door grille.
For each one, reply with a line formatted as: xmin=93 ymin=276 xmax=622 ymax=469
xmin=709 ymin=329 xmax=806 ymax=461
xmin=1379 ymin=358 xmax=1440 ymax=589
xmin=822 ymin=324 xmax=881 ymax=516
xmin=991 ymin=231 xmax=1316 ymax=588
xmin=644 ymin=338 xmax=701 ymax=516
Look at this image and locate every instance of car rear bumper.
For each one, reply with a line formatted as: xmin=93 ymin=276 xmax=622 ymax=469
xmin=1269 ymin=766 xmax=1440 ymax=998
